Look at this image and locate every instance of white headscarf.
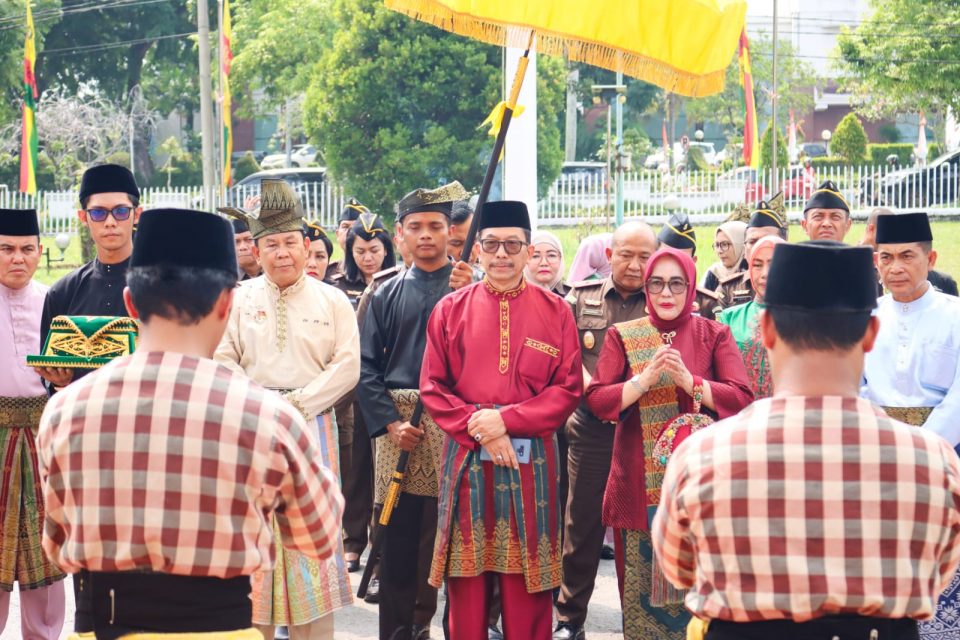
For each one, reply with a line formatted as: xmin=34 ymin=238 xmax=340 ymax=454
xmin=525 ymin=230 xmax=565 ymax=292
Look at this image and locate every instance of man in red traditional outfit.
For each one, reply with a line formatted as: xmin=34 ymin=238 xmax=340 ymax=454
xmin=420 ymin=200 xmax=582 ymax=640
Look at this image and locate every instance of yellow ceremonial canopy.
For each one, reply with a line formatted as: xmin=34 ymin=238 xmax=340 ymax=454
xmin=385 ymin=0 xmax=748 ymax=97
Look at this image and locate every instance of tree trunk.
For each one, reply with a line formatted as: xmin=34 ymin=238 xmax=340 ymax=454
xmin=564 ymin=64 xmax=579 ymax=162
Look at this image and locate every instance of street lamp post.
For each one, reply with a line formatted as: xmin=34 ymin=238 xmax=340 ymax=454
xmin=592 ymin=83 xmax=627 ymax=227
xmin=822 ymin=129 xmax=832 ymax=156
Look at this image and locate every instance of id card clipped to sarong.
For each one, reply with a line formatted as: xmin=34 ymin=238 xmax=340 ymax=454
xmin=480 ymin=438 xmax=532 ymax=464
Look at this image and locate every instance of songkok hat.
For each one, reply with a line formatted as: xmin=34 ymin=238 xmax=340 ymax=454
xmin=79 ymin=164 xmax=140 ymax=204
xmin=479 ymin=200 xmax=531 ymax=231
xmin=217 ymin=179 xmax=305 ymax=240
xmin=658 ymin=212 xmax=697 ymax=252
xmin=804 ymin=180 xmax=850 ymax=214
xmin=396 ymin=181 xmax=470 ymax=220
xmin=764 ymin=241 xmax=877 ymax=312
xmin=340 ymin=197 xmax=370 ymax=223
xmin=748 ymin=192 xmax=787 ymax=230
xmin=303 ymin=219 xmax=329 ymax=243
xmin=231 ymin=218 xmax=249 ymax=234
xmin=0 ymin=209 xmax=40 ymax=236
xmin=875 ymin=211 xmax=933 ymax=245
xmin=131 ymin=208 xmax=237 ymax=276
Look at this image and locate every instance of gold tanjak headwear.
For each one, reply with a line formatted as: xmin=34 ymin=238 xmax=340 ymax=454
xmin=218 ymin=179 xmax=306 ymax=240
xmin=396 ymin=180 xmax=470 ymax=220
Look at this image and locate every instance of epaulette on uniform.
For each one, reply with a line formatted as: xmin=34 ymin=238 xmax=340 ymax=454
xmin=372 ymin=265 xmax=402 ymax=283
xmin=571 ymin=279 xmax=604 ymax=289
xmin=718 ymin=271 xmax=745 ymax=285
xmin=697 ymin=286 xmax=721 ymax=301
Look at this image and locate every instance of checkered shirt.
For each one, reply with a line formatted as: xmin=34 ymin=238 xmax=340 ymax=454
xmin=653 ymin=396 xmax=960 ymax=623
xmin=36 ymin=350 xmax=344 ymax=578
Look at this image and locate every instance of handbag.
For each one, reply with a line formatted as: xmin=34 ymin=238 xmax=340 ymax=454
xmin=652 ymin=380 xmax=714 ymax=469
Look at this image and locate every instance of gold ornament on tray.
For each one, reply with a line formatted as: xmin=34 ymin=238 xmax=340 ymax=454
xmin=27 ymin=316 xmax=138 ymax=369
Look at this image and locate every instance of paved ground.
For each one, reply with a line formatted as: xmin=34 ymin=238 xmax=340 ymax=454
xmin=2 ymin=553 xmax=624 ymax=639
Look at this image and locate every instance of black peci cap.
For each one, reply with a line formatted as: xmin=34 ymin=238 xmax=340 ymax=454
xmin=658 ymin=212 xmax=697 ymax=252
xmin=131 ymin=209 xmax=237 ymax=276
xmin=0 ymin=209 xmax=40 ymax=236
xmin=764 ymin=241 xmax=878 ymax=312
xmin=875 ymin=212 xmax=933 ymax=245
xmin=478 ymin=200 xmax=531 ymax=231
xmin=79 ymin=164 xmax=140 ymax=203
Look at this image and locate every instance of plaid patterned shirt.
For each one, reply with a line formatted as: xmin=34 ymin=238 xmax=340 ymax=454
xmin=653 ymin=396 xmax=960 ymax=623
xmin=37 ymin=350 xmax=344 ymax=578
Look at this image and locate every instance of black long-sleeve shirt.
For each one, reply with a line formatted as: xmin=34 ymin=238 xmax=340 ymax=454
xmin=356 ymin=263 xmax=453 ymax=437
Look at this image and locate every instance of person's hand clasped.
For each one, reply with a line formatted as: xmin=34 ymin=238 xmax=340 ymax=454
xmin=387 ymin=420 xmax=424 ymax=452
xmin=660 ymin=347 xmax=694 ymax=394
xmin=449 ymin=261 xmax=474 ymax=291
xmin=482 ymin=434 xmax=519 ymax=469
xmin=467 ymin=408 xmax=506 ymax=445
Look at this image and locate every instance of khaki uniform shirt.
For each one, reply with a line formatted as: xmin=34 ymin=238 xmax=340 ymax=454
xmin=717 ymin=271 xmax=754 ymax=310
xmin=565 ymin=277 xmax=647 ymax=425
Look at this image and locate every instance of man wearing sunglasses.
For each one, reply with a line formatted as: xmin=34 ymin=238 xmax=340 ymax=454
xmin=37 ymin=164 xmax=141 ymax=393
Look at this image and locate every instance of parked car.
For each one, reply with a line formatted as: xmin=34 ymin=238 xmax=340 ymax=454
xmin=226 ymin=167 xmax=327 ymax=206
xmin=560 ymin=161 xmax=606 ymax=182
xmin=801 ymin=143 xmax=828 ymax=159
xmin=745 ymin=166 xmax=816 ymax=204
xmin=861 ymin=149 xmax=960 ymax=207
xmin=260 ymin=144 xmax=319 ymax=169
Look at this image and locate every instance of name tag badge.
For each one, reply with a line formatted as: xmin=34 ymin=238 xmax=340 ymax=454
xmin=480 ymin=438 xmax=532 ymax=464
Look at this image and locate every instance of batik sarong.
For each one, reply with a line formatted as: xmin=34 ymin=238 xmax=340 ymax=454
xmin=251 ymin=410 xmax=352 ymax=625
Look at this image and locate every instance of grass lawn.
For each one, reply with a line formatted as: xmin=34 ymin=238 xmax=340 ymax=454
xmin=34 ymin=220 xmax=960 ymax=287
xmin=545 ymin=221 xmax=960 ymax=284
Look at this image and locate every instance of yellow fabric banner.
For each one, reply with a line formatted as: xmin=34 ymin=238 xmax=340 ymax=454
xmin=385 ymin=0 xmax=747 ymax=97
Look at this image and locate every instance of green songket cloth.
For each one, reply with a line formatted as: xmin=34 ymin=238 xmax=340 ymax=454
xmin=718 ymin=300 xmax=772 ymax=399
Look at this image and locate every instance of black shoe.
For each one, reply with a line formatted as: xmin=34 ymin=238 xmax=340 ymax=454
xmin=600 ymin=544 xmax=615 ymax=560
xmin=411 ymin=623 xmax=431 ymax=639
xmin=553 ymin=622 xmax=586 ymax=640
xmin=487 ymin=625 xmax=504 ymax=640
xmin=364 ymin=577 xmax=380 ymax=604
xmin=274 ymin=627 xmax=290 ymax=640
xmin=346 ymin=557 xmax=361 ymax=573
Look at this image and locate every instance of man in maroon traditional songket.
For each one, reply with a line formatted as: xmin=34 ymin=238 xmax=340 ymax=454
xmin=420 ymin=200 xmax=582 ymax=640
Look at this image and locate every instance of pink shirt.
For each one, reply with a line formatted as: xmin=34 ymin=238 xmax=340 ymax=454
xmin=0 ymin=279 xmax=48 ymax=397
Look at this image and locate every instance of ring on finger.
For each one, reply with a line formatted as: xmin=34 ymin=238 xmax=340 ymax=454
xmin=474 ymin=432 xmax=483 ymax=442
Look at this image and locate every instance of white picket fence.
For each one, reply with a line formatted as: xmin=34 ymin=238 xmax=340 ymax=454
xmin=6 ymin=181 xmax=346 ymax=236
xmin=19 ymin=161 xmax=960 ymax=237
xmin=539 ymin=162 xmax=960 ymax=225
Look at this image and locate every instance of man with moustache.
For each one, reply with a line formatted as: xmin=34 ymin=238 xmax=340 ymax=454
xmin=800 ymin=180 xmax=852 ymax=242
xmin=0 ymin=209 xmax=65 ymax=640
xmin=233 ymin=217 xmax=262 ymax=280
xmin=554 ymin=221 xmax=658 ymax=640
xmin=216 ymin=179 xmax=360 ymax=640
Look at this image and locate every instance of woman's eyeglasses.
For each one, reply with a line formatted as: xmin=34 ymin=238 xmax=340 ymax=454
xmin=712 ymin=241 xmax=733 ymax=252
xmin=85 ymin=206 xmax=134 ymax=222
xmin=480 ymin=239 xmax=527 ymax=255
xmin=645 ymin=278 xmax=687 ymax=294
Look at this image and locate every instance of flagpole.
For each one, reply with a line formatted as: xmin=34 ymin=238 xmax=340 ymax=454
xmin=217 ymin=0 xmax=224 ymax=202
xmin=771 ymin=0 xmax=779 ymax=193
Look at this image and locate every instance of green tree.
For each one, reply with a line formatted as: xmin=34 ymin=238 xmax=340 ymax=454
xmin=233 ymin=151 xmax=261 ymax=182
xmin=831 ymin=113 xmax=869 ymax=164
xmin=837 ymin=0 xmax=960 ymax=117
xmin=759 ymin=124 xmax=788 ymax=171
xmin=230 ymin=0 xmax=335 ymax=117
xmin=686 ymin=35 xmax=817 ymax=141
xmin=304 ymin=0 xmax=564 ymax=214
xmin=0 ymin=0 xmax=61 ymax=123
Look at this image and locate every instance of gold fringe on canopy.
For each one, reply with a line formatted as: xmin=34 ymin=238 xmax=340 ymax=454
xmin=385 ymin=0 xmax=747 ymax=98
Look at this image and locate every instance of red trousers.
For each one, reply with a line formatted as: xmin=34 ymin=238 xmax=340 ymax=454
xmin=447 ymin=572 xmax=552 ymax=640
